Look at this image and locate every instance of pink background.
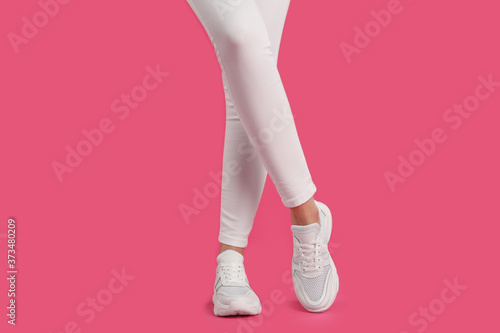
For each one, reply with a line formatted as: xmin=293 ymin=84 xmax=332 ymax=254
xmin=1 ymin=0 xmax=499 ymax=332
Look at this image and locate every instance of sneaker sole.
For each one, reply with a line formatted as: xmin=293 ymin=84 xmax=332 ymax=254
xmin=212 ymin=293 xmax=262 ymax=316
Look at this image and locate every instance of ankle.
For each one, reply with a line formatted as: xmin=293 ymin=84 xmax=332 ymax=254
xmin=290 ymin=197 xmax=319 ymax=226
xmin=219 ymin=243 xmax=245 ymax=256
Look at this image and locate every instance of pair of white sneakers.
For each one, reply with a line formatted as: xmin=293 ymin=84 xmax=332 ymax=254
xmin=212 ymin=200 xmax=339 ymax=316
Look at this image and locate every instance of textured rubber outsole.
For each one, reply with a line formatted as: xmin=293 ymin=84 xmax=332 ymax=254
xmin=212 ymin=293 xmax=262 ymax=316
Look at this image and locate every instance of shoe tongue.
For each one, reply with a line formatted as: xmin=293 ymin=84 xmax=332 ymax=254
xmin=217 ymin=250 xmax=244 ymax=265
xmin=291 ymin=223 xmax=320 ymax=244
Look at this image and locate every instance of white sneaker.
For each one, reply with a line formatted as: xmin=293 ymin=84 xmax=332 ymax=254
xmin=290 ymin=200 xmax=339 ymax=312
xmin=212 ymin=250 xmax=262 ymax=316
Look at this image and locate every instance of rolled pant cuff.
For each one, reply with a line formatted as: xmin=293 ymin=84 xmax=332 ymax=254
xmin=282 ymin=182 xmax=317 ymax=208
xmin=218 ymin=233 xmax=248 ymax=248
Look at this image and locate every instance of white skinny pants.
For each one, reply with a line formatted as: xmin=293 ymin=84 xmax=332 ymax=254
xmin=186 ymin=0 xmax=317 ymax=247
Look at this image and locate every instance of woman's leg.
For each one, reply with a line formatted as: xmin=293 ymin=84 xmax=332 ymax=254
xmin=186 ymin=0 xmax=337 ymax=314
xmin=217 ymin=0 xmax=294 ymax=252
xmin=186 ymin=0 xmax=317 ymax=218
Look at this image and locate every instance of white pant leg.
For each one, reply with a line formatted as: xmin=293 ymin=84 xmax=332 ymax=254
xmin=186 ymin=0 xmax=317 ymax=246
xmin=218 ymin=0 xmax=292 ymax=248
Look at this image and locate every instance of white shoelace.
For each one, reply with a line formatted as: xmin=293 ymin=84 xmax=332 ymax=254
xmin=220 ymin=263 xmax=246 ymax=284
xmin=298 ymin=243 xmax=323 ymax=272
